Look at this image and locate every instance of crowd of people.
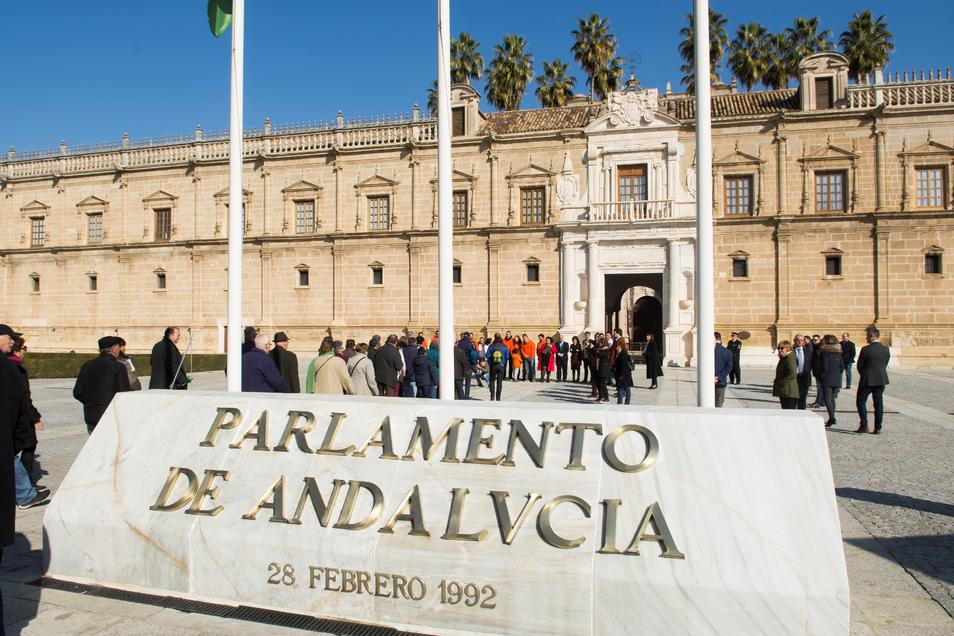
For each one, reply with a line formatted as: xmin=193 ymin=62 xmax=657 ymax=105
xmin=772 ymin=328 xmax=890 ymax=434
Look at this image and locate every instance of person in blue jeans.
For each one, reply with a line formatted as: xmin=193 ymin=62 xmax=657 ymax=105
xmin=613 ymin=338 xmax=634 ymax=404
xmin=15 ymin=457 xmax=49 ymax=509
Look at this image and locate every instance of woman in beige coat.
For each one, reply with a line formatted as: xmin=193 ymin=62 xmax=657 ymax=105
xmin=347 ymin=343 xmax=379 ymax=396
xmin=309 ymin=336 xmax=355 ymax=395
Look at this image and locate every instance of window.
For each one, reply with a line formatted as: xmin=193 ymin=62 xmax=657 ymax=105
xmin=925 ymin=252 xmax=943 ymax=275
xmin=30 ymin=274 xmax=40 ymax=293
xmin=453 ymin=191 xmax=469 ymax=228
xmin=298 ymin=268 xmax=310 ymax=287
xmin=825 ymin=254 xmax=842 ymax=277
xmin=87 ymin=213 xmax=104 ymax=243
xmin=815 ymin=77 xmax=833 ymax=109
xmin=368 ymin=196 xmax=390 ymax=230
xmin=225 ymin=203 xmax=247 ymax=235
xmin=453 ymin=264 xmax=462 ymax=284
xmin=88 ymin=275 xmax=98 ymax=291
xmin=154 ymin=208 xmax=172 ymax=241
xmin=815 ymin=171 xmax=846 ymax=212
xmin=521 ymin=187 xmax=545 ymax=225
xmin=732 ymin=257 xmax=749 ymax=278
xmin=724 ymin=176 xmax=753 ymax=215
xmin=618 ymin=165 xmax=648 ymax=202
xmin=295 ymin=200 xmax=315 ymax=233
xmin=452 ymin=107 xmax=465 ymax=136
xmin=30 ymin=217 xmax=45 ymax=246
xmin=371 ymin=266 xmax=384 ymax=286
xmin=917 ymin=167 xmax=946 ymax=208
xmin=526 ymin=263 xmax=540 ymax=283
xmin=156 ymin=271 xmax=167 ymax=289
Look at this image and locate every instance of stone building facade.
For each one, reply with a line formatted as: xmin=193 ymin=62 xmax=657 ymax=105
xmin=2 ymin=52 xmax=953 ymax=365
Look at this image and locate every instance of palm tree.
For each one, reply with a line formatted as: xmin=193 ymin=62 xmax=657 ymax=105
xmin=451 ymin=32 xmax=484 ymax=85
xmin=728 ymin=22 xmax=769 ymax=91
xmin=426 ymin=80 xmax=438 ymax=116
xmin=535 ymin=60 xmax=576 ymax=107
xmin=486 ymin=35 xmax=534 ymax=111
xmin=784 ymin=17 xmax=832 ymax=69
xmin=762 ymin=32 xmax=793 ymax=90
xmin=678 ymin=8 xmax=729 ymax=93
xmin=571 ymin=13 xmax=620 ymax=101
xmin=839 ymin=11 xmax=894 ymax=82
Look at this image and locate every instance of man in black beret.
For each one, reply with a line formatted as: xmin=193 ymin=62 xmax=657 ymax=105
xmin=73 ymin=336 xmax=131 ymax=434
xmin=269 ymin=331 xmax=300 ymax=393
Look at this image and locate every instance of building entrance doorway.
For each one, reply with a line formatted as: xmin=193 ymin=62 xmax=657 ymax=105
xmin=604 ymin=273 xmax=663 ymax=354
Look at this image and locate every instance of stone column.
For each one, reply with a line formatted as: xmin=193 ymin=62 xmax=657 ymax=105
xmin=774 ymin=228 xmax=792 ymax=323
xmin=410 ymin=157 xmax=420 ymax=229
xmin=663 ymin=239 xmax=685 ymax=366
xmin=408 ymin=242 xmax=423 ymax=327
xmin=874 ymin=126 xmax=886 ymax=212
xmin=333 ymin=160 xmax=344 ymax=233
xmin=488 ymin=237 xmax=502 ymax=326
xmin=331 ymin=243 xmax=346 ymax=326
xmin=874 ymin=226 xmax=891 ymax=321
xmin=666 ymin=240 xmax=681 ymax=328
xmin=260 ymin=249 xmax=273 ymax=325
xmin=585 ymin=239 xmax=601 ymax=331
xmin=487 ymin=152 xmax=498 ymax=226
xmin=560 ymin=237 xmax=576 ymax=332
xmin=775 ymin=131 xmax=787 ymax=215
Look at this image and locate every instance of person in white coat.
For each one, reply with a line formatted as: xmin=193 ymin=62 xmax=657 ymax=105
xmin=347 ymin=343 xmax=379 ymax=396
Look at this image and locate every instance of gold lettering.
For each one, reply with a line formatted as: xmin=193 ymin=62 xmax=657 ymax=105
xmin=290 ymin=478 xmax=346 ymax=526
xmin=597 ymin=499 xmax=622 ymax=554
xmin=340 ymin=569 xmax=357 ymax=593
xmin=537 ymin=495 xmax=590 ymax=549
xmin=489 ymin=491 xmax=542 ymax=544
xmin=351 ymin=416 xmax=399 ymax=459
xmin=241 ymin=475 xmax=290 ymax=523
xmin=374 ymin=572 xmax=390 ymax=597
xmin=441 ymin=488 xmax=488 ymax=542
xmin=378 ymin=484 xmax=430 ymax=537
xmin=407 ymin=577 xmax=427 ymax=601
xmin=228 ymin=410 xmax=270 ymax=451
xmin=624 ymin=501 xmax=686 ymax=559
xmin=185 ymin=469 xmax=230 ymax=517
xmin=392 ymin=574 xmax=409 ymax=599
xmin=602 ymin=425 xmax=659 ymax=473
xmin=464 ymin=418 xmax=505 ymax=465
xmin=274 ymin=410 xmax=316 ymax=453
xmin=357 ymin=570 xmax=373 ymax=594
xmin=555 ymin=422 xmax=603 ymax=470
xmin=308 ymin=566 xmax=322 ymax=589
xmin=199 ymin=407 xmax=243 ymax=447
xmin=333 ymin=480 xmax=385 ymax=531
xmin=402 ymin=416 xmax=463 ymax=463
xmin=501 ymin=420 xmax=553 ymax=468
xmin=324 ymin=567 xmax=340 ymax=591
xmin=317 ymin=412 xmax=355 ymax=456
xmin=149 ymin=467 xmax=198 ymax=512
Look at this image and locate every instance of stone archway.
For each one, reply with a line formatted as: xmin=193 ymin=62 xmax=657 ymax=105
xmin=632 ymin=296 xmax=663 ymax=352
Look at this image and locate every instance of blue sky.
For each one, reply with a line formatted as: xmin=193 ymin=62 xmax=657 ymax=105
xmin=2 ymin=1 xmax=951 ymax=153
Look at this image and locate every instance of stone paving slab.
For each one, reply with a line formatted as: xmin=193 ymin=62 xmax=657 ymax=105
xmin=2 ymin=366 xmax=952 ymax=634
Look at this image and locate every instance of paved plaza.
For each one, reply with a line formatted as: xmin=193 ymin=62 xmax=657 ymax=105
xmin=2 ymin=364 xmax=953 ymax=635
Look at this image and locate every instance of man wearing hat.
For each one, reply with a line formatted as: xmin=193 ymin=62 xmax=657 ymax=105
xmin=728 ymin=332 xmax=743 ymax=385
xmin=269 ymin=331 xmax=300 ymax=393
xmin=73 ymin=336 xmax=132 ymax=434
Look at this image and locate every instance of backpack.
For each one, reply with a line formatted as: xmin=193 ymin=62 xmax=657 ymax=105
xmin=489 ymin=346 xmax=504 ymax=368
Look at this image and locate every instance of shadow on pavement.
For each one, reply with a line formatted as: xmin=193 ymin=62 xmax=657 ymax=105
xmin=837 ymin=487 xmax=954 ymax=518
xmin=1 ymin=531 xmax=42 ymax=634
xmin=843 ymin=534 xmax=954 ymax=587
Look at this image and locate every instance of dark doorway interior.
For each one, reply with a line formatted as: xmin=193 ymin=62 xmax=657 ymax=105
xmin=631 ymin=296 xmax=663 ymax=346
xmin=604 ymin=273 xmax=663 ymax=354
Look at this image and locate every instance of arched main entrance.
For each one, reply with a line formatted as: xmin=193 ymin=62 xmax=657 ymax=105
xmin=631 ymin=296 xmax=663 ymax=346
xmin=603 ymin=273 xmax=663 ymax=352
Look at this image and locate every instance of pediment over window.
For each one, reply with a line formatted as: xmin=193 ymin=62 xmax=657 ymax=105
xmin=213 ymin=186 xmax=252 ymax=200
xmin=294 ymin=262 xmax=310 ymax=270
xmin=901 ymin=136 xmax=954 ymax=157
xmin=729 ymin=250 xmax=750 ymax=258
xmin=508 ymin=163 xmax=554 ymax=180
xmin=821 ymin=247 xmax=844 ymax=255
xmin=429 ymin=169 xmax=477 ymax=187
xmin=522 ymin=256 xmax=541 ymax=264
xmin=715 ymin=145 xmax=764 ymax=167
xmin=20 ymin=200 xmax=50 ymax=214
xmin=368 ymin=260 xmax=384 ymax=268
xmin=76 ymin=195 xmax=108 ymax=209
xmin=143 ymin=190 xmax=178 ymax=204
xmin=923 ymin=245 xmax=944 ymax=254
xmin=799 ymin=142 xmax=858 ymax=163
xmin=355 ymin=174 xmax=399 ymax=190
xmin=282 ymin=180 xmax=323 ymax=195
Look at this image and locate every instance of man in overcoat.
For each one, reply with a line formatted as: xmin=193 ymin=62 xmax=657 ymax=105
xmin=74 ymin=336 xmax=132 ymax=433
xmin=149 ymin=327 xmax=188 ymax=390
xmin=269 ymin=332 xmax=300 ymax=393
xmin=856 ymin=326 xmax=890 ymax=434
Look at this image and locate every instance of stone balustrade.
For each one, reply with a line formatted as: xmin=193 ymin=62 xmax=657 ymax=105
xmin=2 ymin=115 xmax=437 ymax=180
xmin=847 ymin=73 xmax=954 ymax=109
xmin=561 ymin=199 xmax=675 ymax=224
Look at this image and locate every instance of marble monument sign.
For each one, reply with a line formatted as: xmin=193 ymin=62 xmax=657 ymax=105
xmin=44 ymin=391 xmax=849 ymax=635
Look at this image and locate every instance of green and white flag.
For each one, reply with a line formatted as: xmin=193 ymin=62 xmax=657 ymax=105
xmin=208 ymin=0 xmax=233 ymax=37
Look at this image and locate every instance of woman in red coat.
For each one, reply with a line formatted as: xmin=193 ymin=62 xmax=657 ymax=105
xmin=538 ymin=336 xmax=557 ymax=382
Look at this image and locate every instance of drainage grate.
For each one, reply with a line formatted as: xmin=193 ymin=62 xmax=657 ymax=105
xmin=31 ymin=577 xmax=426 ymax=635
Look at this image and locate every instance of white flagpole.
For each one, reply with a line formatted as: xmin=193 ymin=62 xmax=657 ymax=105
xmin=694 ymin=0 xmax=715 ymax=407
xmin=437 ymin=0 xmax=454 ymax=399
xmin=226 ymin=0 xmax=245 ymax=392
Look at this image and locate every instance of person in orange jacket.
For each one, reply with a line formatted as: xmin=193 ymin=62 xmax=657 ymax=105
xmin=521 ymin=334 xmax=537 ymax=382
xmin=510 ymin=335 xmax=524 ymax=377
xmin=502 ymin=331 xmax=515 ymax=381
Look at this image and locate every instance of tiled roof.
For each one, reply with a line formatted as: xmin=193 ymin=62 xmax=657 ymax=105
xmin=661 ymin=88 xmax=799 ymax=119
xmin=479 ymin=105 xmax=591 ymax=135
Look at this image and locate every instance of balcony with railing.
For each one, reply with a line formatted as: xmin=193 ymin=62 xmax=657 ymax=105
xmin=560 ymin=199 xmax=676 ymax=224
xmin=847 ymin=68 xmax=954 ymax=109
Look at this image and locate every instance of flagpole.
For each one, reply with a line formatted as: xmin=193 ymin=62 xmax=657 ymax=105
xmin=436 ymin=0 xmax=454 ymax=400
xmin=694 ymin=0 xmax=715 ymax=407
xmin=226 ymin=0 xmax=245 ymax=392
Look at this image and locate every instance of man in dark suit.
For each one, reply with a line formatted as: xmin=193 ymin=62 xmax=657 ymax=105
xmin=727 ymin=332 xmax=742 ymax=385
xmin=74 ymin=337 xmax=132 ymax=434
xmin=793 ymin=334 xmax=813 ymax=410
xmin=841 ymin=332 xmax=857 ymax=389
xmin=856 ymin=326 xmax=890 ymax=434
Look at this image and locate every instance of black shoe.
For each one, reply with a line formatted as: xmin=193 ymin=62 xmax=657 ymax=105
xmin=825 ymin=419 xmax=836 ymax=427
xmin=18 ymin=490 xmax=51 ymax=509
xmin=855 ymin=424 xmax=869 ymax=434
xmin=872 ymin=427 xmax=882 ymax=435
xmin=35 ymin=485 xmax=50 ymax=497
